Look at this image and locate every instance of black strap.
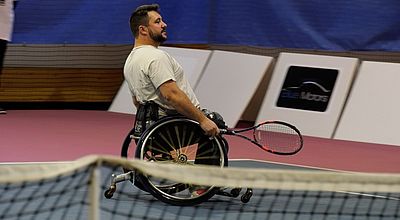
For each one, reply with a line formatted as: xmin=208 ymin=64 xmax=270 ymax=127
xmin=133 ymin=101 xmax=160 ymax=139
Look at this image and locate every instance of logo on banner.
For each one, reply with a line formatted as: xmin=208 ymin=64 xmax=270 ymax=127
xmin=276 ymin=66 xmax=338 ymax=112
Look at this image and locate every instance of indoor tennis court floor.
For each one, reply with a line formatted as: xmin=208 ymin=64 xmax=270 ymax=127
xmin=1 ymin=110 xmax=400 ymax=219
xmin=1 ymin=110 xmax=400 ymax=173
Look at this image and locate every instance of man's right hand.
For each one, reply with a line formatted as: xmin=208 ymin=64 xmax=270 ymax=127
xmin=199 ymin=117 xmax=220 ymax=137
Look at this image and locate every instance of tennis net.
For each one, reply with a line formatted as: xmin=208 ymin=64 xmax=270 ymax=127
xmin=0 ymin=155 xmax=399 ymax=220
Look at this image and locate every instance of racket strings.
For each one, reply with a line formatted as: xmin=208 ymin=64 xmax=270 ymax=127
xmin=255 ymin=123 xmax=301 ymax=153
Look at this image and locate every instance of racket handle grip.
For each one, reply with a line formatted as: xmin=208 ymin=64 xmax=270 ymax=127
xmin=219 ymin=129 xmax=231 ymax=135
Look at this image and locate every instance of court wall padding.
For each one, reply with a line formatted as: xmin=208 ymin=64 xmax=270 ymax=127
xmin=334 ymin=61 xmax=400 ymax=146
xmin=256 ymin=53 xmax=359 ymax=138
xmin=194 ymin=50 xmax=274 ymax=128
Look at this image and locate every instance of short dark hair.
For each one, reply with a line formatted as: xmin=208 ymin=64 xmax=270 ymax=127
xmin=129 ymin=4 xmax=160 ymax=38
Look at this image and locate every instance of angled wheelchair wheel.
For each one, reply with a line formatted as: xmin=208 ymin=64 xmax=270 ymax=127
xmin=134 ymin=116 xmax=228 ymax=206
xmin=121 ymin=127 xmax=137 ymax=174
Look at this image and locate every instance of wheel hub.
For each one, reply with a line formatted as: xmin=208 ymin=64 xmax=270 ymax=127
xmin=177 ymin=154 xmax=188 ymax=163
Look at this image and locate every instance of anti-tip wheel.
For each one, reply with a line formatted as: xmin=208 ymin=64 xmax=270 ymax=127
xmin=240 ymin=189 xmax=253 ymax=203
xmin=104 ymin=188 xmax=115 ymax=199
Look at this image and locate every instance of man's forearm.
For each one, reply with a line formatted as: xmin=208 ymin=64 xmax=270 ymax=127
xmin=166 ymin=89 xmax=206 ymax=123
xmin=159 ymin=81 xmax=206 ymax=123
xmin=159 ymin=81 xmax=219 ymax=136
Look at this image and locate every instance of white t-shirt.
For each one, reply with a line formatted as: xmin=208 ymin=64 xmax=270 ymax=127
xmin=123 ymin=45 xmax=200 ymax=111
xmin=0 ymin=0 xmax=15 ymax=41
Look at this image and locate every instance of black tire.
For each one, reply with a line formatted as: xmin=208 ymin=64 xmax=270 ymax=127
xmin=121 ymin=128 xmax=136 ymax=173
xmin=241 ymin=189 xmax=253 ymax=203
xmin=104 ymin=188 xmax=115 ymax=199
xmin=134 ymin=116 xmax=228 ymax=206
xmin=230 ymin=188 xmax=242 ymax=197
xmin=121 ymin=128 xmax=135 ymax=158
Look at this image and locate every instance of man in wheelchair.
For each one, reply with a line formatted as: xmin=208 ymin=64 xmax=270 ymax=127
xmin=123 ymin=4 xmax=228 ymax=196
xmin=124 ymin=4 xmax=222 ymax=139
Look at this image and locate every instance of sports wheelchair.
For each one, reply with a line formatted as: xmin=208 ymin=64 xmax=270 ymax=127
xmin=104 ymin=115 xmax=253 ymax=206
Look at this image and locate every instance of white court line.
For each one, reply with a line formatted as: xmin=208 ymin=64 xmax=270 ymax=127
xmin=338 ymin=191 xmax=400 ymax=201
xmin=230 ymin=159 xmax=400 ymax=200
xmin=228 ymin=158 xmax=357 ymax=173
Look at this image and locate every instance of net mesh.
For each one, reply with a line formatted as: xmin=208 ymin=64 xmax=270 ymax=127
xmin=1 ymin=155 xmax=399 ymax=220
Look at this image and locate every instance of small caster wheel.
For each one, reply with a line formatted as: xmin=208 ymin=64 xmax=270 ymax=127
xmin=241 ymin=189 xmax=253 ymax=203
xmin=104 ymin=187 xmax=116 ymax=199
xmin=230 ymin=188 xmax=242 ymax=197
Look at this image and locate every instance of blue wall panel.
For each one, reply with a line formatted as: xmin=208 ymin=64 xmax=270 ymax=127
xmin=12 ymin=0 xmax=400 ymax=51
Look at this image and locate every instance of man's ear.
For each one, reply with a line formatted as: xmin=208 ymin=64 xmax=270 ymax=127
xmin=139 ymin=26 xmax=148 ymax=36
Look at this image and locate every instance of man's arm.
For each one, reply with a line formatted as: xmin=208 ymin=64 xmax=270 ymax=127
xmin=158 ymin=80 xmax=219 ymax=136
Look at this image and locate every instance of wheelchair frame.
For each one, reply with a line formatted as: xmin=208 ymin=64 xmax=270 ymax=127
xmin=105 ymin=116 xmax=253 ymax=206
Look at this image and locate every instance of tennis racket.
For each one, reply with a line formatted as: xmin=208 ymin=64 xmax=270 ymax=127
xmin=220 ymin=121 xmax=303 ymax=155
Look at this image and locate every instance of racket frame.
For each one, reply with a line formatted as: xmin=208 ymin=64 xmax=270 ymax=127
xmin=220 ymin=121 xmax=303 ymax=155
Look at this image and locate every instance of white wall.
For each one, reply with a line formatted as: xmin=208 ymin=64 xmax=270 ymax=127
xmin=195 ymin=50 xmax=274 ymax=127
xmin=334 ymin=61 xmax=400 ymax=146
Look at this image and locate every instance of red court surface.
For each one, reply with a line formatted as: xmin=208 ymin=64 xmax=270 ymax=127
xmin=1 ymin=110 xmax=400 ymax=173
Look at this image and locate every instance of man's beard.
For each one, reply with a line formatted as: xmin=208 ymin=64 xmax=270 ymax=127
xmin=149 ymin=29 xmax=167 ymax=43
